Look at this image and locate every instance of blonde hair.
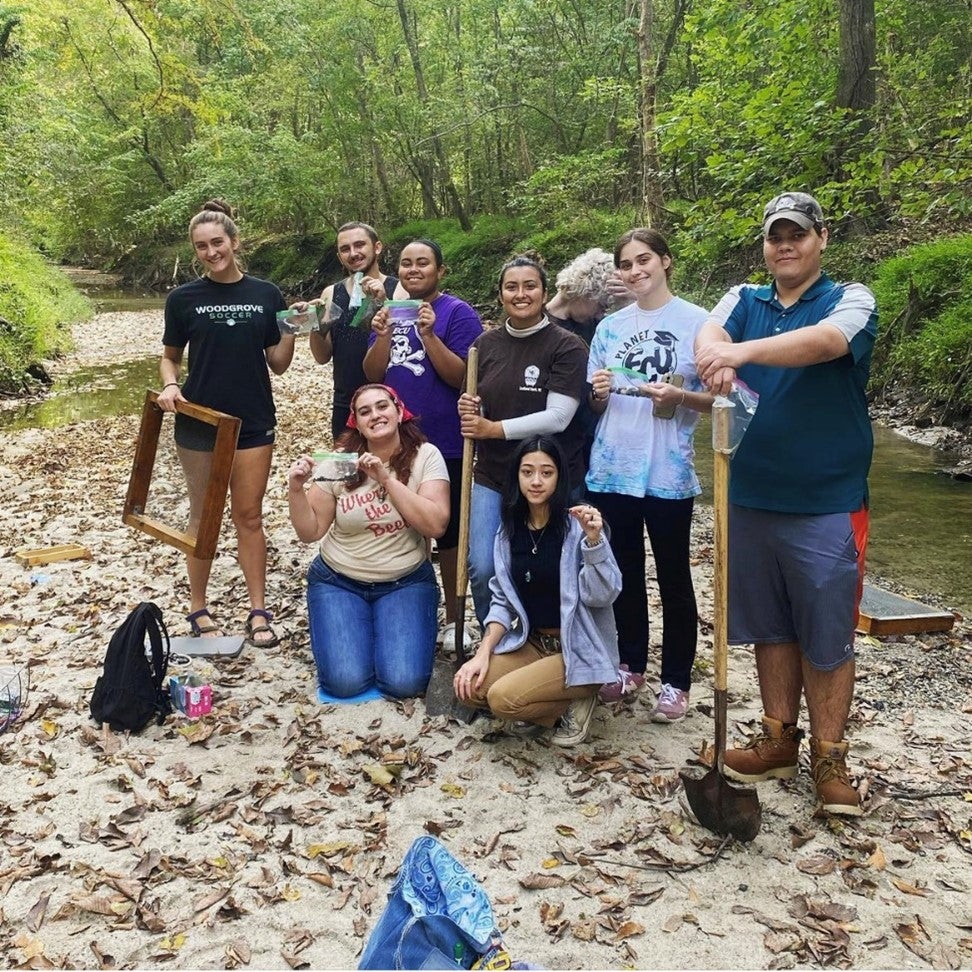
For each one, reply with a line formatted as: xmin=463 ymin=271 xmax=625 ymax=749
xmin=555 ymin=248 xmax=617 ymax=310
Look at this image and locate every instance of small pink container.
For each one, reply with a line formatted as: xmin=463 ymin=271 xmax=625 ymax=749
xmin=169 ymin=674 xmax=212 ymax=719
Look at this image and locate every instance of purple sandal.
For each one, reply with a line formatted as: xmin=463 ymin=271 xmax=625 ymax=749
xmin=187 ymin=608 xmax=222 ymax=637
xmin=245 ymin=609 xmax=280 ymax=648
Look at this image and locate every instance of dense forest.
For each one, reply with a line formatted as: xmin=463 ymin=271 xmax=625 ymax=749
xmin=0 ymin=0 xmax=970 ymax=417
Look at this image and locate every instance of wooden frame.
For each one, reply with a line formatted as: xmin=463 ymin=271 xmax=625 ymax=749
xmin=123 ymin=391 xmax=240 ymax=560
xmin=856 ymin=584 xmax=956 ymax=637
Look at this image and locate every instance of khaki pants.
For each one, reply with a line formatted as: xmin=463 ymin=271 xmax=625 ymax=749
xmin=469 ymin=635 xmax=598 ymax=727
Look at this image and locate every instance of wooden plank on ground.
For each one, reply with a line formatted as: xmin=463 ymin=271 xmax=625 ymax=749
xmin=857 ymin=583 xmax=956 ymax=636
xmin=15 ymin=544 xmax=92 ymax=567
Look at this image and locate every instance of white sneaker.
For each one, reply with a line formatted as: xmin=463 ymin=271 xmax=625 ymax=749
xmin=437 ymin=621 xmax=475 ymax=653
xmin=551 ymin=695 xmax=597 ymax=747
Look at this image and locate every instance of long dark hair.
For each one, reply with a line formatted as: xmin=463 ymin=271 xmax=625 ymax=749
xmin=500 ymin=436 xmax=570 ymax=548
xmin=334 ymin=384 xmax=427 ymax=488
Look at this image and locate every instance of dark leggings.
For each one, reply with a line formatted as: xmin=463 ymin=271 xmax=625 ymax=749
xmin=591 ymin=492 xmax=698 ymax=690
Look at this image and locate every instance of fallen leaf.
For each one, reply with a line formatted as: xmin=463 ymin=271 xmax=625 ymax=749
xmin=891 ymin=876 xmax=929 ymax=897
xmin=867 ymin=846 xmax=887 ymax=870
xmin=440 ymin=782 xmax=465 ymax=798
xmin=26 ymin=894 xmax=50 ymax=932
xmin=662 ymin=914 xmax=683 ymax=934
xmin=519 ymin=873 xmax=567 ymax=890
xmin=614 ymin=920 xmax=645 ymax=941
xmin=797 ymin=854 xmax=836 ymax=875
xmin=571 ymin=918 xmax=596 ymax=941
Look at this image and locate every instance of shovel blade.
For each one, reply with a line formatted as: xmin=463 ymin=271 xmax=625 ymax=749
xmin=679 ymin=767 xmax=762 ymax=843
xmin=423 ymin=656 xmax=479 ymax=724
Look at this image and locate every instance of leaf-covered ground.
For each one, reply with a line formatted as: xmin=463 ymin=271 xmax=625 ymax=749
xmin=0 ymin=310 xmax=970 ymax=970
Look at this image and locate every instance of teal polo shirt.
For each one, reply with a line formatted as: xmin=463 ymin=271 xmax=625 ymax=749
xmin=708 ymin=273 xmax=878 ymax=514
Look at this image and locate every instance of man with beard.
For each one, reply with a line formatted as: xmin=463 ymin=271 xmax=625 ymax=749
xmin=310 ymin=222 xmax=401 ymax=438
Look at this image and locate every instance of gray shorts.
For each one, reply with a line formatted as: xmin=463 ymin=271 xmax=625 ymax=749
xmin=728 ymin=506 xmax=859 ymax=671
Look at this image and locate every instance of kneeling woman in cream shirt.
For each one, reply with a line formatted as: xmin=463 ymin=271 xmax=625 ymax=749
xmin=288 ymin=384 xmax=449 ymax=698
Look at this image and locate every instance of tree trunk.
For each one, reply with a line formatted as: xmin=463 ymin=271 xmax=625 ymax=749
xmin=395 ymin=0 xmax=472 ymax=230
xmin=636 ymin=0 xmax=664 ymax=228
xmin=833 ymin=0 xmax=878 ymax=229
xmin=837 ymin=0 xmax=876 ymax=117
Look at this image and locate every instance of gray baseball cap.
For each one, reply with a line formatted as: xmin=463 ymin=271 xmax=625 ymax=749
xmin=762 ymin=192 xmax=824 ymax=235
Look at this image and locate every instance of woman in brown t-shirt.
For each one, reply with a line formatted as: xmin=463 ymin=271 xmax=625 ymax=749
xmin=458 ymin=254 xmax=588 ymax=625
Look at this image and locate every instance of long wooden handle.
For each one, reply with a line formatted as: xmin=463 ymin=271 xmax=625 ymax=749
xmin=455 ymin=346 xmax=479 ymax=597
xmin=713 ymin=448 xmax=729 ymax=695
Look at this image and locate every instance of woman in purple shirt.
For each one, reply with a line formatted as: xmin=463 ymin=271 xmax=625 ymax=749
xmin=364 ymin=239 xmax=483 ymax=650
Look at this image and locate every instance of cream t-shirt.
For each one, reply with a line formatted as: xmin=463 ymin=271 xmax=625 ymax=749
xmin=318 ymin=442 xmax=449 ymax=583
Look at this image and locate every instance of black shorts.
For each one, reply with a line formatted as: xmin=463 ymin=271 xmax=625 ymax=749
xmin=174 ymin=413 xmax=275 ymax=452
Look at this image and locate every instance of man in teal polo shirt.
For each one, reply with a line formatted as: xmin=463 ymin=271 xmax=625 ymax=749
xmin=695 ymin=192 xmax=878 ymax=817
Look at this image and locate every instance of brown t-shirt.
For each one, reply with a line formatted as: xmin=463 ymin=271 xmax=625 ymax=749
xmin=318 ymin=442 xmax=449 ymax=582
xmin=473 ymin=323 xmax=588 ymax=492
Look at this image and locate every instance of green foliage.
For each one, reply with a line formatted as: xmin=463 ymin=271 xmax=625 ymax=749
xmin=0 ymin=231 xmax=91 ymax=390
xmin=870 ymin=234 xmax=972 ymax=421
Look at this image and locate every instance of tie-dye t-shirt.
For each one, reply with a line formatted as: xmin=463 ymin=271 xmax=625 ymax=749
xmin=585 ymin=296 xmax=708 ymax=500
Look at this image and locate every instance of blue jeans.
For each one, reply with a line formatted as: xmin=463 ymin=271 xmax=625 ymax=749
xmin=468 ymin=483 xmax=503 ymax=625
xmin=306 ymin=556 xmax=438 ymax=698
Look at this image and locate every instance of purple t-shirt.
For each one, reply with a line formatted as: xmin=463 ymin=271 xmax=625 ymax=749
xmin=368 ymin=292 xmax=483 ymax=458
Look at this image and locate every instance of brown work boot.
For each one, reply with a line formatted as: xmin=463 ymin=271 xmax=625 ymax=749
xmin=723 ymin=716 xmax=803 ymax=783
xmin=809 ymin=736 xmax=862 ymax=816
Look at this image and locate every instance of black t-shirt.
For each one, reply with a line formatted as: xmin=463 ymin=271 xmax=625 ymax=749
xmin=330 ymin=276 xmax=399 ymax=404
xmin=163 ymin=274 xmax=286 ymax=437
xmin=473 ymin=323 xmax=588 ymax=492
xmin=510 ymin=519 xmax=561 ymax=630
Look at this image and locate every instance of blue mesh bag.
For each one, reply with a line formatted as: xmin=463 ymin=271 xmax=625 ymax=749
xmin=359 ymin=836 xmax=500 ymax=970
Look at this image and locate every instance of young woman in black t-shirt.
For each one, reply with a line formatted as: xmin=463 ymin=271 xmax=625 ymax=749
xmin=158 ymin=200 xmax=295 ymax=647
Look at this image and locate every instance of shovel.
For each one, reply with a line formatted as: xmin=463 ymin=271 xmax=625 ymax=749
xmin=424 ymin=347 xmax=479 ymax=723
xmin=679 ymin=398 xmax=761 ymax=842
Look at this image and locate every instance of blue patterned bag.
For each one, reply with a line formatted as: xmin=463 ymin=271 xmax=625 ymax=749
xmin=359 ymin=836 xmax=500 ymax=970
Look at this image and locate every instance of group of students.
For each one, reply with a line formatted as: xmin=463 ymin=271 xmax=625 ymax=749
xmin=161 ymin=191 xmax=877 ymax=816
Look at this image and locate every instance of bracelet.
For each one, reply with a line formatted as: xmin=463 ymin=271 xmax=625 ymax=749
xmin=163 ymin=382 xmax=179 ymax=390
xmin=678 ymin=391 xmax=685 ymax=406
xmin=592 ymin=389 xmax=608 ymax=402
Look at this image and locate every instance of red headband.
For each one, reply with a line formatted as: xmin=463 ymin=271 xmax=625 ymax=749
xmin=346 ymin=385 xmax=415 ymax=429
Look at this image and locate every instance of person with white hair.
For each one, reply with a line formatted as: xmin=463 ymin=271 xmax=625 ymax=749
xmin=545 ymin=247 xmax=631 ymax=347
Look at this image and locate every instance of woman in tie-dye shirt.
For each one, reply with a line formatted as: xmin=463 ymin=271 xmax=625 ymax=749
xmin=585 ymin=228 xmax=713 ymax=723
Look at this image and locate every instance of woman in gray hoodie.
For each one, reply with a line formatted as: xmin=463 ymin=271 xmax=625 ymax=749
xmin=453 ymin=436 xmax=621 ymax=746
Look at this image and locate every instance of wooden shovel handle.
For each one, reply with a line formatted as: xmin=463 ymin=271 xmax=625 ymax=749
xmin=713 ymin=448 xmax=729 ymax=694
xmin=455 ymin=346 xmax=479 ymax=595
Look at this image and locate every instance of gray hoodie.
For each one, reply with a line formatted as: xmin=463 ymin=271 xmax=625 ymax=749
xmin=484 ymin=517 xmax=621 ymax=687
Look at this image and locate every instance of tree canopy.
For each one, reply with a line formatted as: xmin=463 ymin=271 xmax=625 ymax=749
xmin=0 ymin=0 xmax=969 ymax=264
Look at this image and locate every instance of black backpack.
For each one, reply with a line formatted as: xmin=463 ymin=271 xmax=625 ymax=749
xmin=90 ymin=602 xmax=171 ymax=732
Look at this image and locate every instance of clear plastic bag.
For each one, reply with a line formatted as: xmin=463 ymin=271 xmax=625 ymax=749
xmin=711 ymin=380 xmax=759 ymax=456
xmin=312 ymin=451 xmax=359 ymax=482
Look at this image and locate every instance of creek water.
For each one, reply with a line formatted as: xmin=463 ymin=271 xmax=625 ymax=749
xmin=693 ymin=418 xmax=971 ymax=615
xmin=2 ymin=272 xmax=969 ymax=614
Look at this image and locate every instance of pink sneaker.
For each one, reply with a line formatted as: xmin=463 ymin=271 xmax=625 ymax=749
xmin=651 ymin=683 xmax=689 ymax=723
xmin=598 ymin=664 xmax=645 ymax=703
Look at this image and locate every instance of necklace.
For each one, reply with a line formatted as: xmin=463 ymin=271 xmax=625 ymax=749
xmin=527 ymin=523 xmax=547 ymax=555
